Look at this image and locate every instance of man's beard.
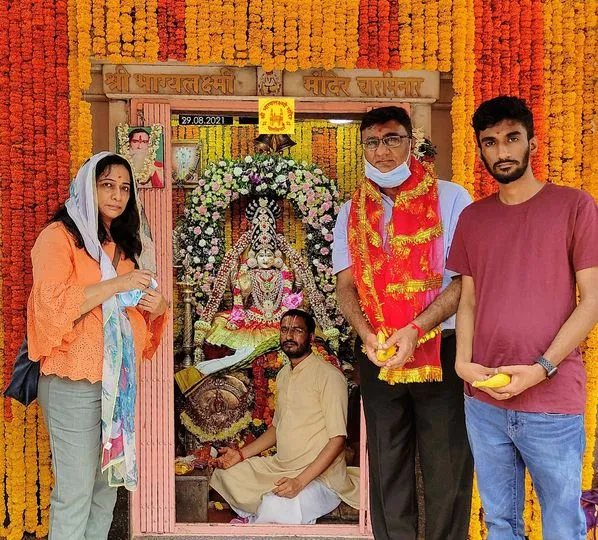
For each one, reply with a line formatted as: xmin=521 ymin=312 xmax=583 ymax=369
xmin=129 ymin=149 xmax=148 ymax=171
xmin=482 ymin=146 xmax=530 ymax=184
xmin=281 ymin=340 xmax=311 ymax=359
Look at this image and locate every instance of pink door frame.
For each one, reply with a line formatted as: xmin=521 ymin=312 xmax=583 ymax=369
xmin=129 ymin=98 xmax=410 ymax=538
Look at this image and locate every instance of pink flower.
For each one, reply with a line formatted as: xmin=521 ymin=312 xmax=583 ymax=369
xmin=321 ymin=201 xmax=332 ymax=211
xmin=198 ymin=179 xmax=206 ymax=187
xmin=212 ymin=182 xmax=221 ymax=191
xmin=193 ymin=226 xmax=202 ymax=235
xmin=201 ymin=284 xmax=211 ymax=293
xmin=230 ymin=305 xmax=246 ymax=323
xmin=224 ymin=189 xmax=232 ymax=198
xmin=224 ymin=174 xmax=233 ymax=182
xmin=212 ymin=211 xmax=221 ymax=220
xmin=205 ymin=263 xmax=214 ymax=271
xmin=320 ymin=214 xmax=333 ymax=224
xmin=324 ymin=233 xmax=333 ymax=242
xmin=290 ymin=184 xmax=299 ymax=192
xmin=288 ymin=172 xmax=296 ymax=181
xmin=320 ymin=247 xmax=330 ymax=255
xmin=302 ymin=183 xmax=311 ymax=190
xmin=210 ymin=246 xmax=219 ymax=255
xmin=306 ymin=195 xmax=316 ymax=204
xmin=198 ymin=206 xmax=208 ymax=215
xmin=283 ymin=292 xmax=304 ymax=310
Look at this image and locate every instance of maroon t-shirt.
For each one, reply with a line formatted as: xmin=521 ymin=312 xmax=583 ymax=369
xmin=447 ymin=183 xmax=598 ymax=413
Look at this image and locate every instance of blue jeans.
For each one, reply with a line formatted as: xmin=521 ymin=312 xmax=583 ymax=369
xmin=464 ymin=395 xmax=586 ymax=540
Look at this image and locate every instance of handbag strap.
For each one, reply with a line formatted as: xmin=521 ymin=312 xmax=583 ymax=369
xmin=112 ymin=245 xmax=121 ymax=270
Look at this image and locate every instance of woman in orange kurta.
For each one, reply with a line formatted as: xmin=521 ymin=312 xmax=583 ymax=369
xmin=28 ymin=153 xmax=167 ymax=540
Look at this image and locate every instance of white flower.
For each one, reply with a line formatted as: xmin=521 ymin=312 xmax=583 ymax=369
xmin=193 ymin=257 xmax=200 ymax=264
xmin=219 ymin=161 xmax=226 ymax=167
xmin=288 ymin=160 xmax=295 ymax=166
xmin=206 ymin=227 xmax=214 ymax=235
xmin=208 ymin=256 xmax=216 ymax=263
xmin=187 ymin=246 xmax=193 ymax=252
xmin=233 ymin=167 xmax=243 ymax=176
xmin=244 ymin=155 xmax=253 ymax=163
xmin=198 ymin=239 xmax=207 ymax=247
xmin=276 ymin=174 xmax=286 ymax=182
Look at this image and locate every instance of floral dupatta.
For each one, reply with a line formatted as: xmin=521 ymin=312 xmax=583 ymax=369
xmin=65 ymin=152 xmax=154 ymax=490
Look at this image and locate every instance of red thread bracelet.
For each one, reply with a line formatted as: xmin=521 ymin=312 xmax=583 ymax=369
xmin=237 ymin=448 xmax=245 ymax=462
xmin=410 ymin=322 xmax=424 ymax=339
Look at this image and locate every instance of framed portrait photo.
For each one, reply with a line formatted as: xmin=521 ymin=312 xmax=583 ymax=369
xmin=117 ymin=124 xmax=165 ymax=188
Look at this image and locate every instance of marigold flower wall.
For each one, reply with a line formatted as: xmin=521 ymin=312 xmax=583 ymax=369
xmin=0 ymin=0 xmax=596 ymax=538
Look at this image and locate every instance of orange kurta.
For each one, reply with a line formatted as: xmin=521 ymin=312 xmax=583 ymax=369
xmin=27 ymin=222 xmax=166 ymax=383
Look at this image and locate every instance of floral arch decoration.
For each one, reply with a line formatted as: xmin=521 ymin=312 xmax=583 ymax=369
xmin=175 ymin=153 xmax=345 ymax=346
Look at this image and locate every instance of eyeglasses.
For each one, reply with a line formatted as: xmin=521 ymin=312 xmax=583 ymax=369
xmin=361 ymin=135 xmax=412 ymax=152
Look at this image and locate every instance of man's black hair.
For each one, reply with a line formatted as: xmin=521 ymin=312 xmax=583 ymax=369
xmin=128 ymin=127 xmax=150 ymax=141
xmin=472 ymin=96 xmax=534 ymax=145
xmin=360 ymin=106 xmax=412 ymax=137
xmin=280 ymin=309 xmax=316 ymax=335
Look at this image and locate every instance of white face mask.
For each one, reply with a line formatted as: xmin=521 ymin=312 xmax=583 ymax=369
xmin=365 ymin=158 xmax=412 ymax=189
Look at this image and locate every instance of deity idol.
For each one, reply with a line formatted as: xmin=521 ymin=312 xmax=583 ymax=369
xmin=200 ymin=198 xmax=304 ymax=352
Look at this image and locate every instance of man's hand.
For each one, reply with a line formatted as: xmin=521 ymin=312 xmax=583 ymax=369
xmin=382 ymin=325 xmax=419 ymax=369
xmin=455 ymin=361 xmax=508 ymax=399
xmin=361 ymin=331 xmax=384 ymax=366
xmin=272 ymin=476 xmax=305 ymax=499
xmin=211 ymin=447 xmax=242 ymax=470
xmin=491 ymin=364 xmax=547 ymax=400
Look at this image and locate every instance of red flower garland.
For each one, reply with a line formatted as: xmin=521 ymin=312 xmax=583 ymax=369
xmin=356 ymin=0 xmax=369 ymax=67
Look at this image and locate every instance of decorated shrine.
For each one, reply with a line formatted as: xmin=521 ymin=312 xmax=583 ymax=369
xmin=0 ymin=0 xmax=597 ymax=539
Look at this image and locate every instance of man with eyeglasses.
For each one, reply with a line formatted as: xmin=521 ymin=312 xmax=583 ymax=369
xmin=333 ymin=106 xmax=473 ymax=539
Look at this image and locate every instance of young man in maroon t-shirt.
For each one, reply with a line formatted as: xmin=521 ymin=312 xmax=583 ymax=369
xmin=447 ymin=96 xmax=598 ymax=540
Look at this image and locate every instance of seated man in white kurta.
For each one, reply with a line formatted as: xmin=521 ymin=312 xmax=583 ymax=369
xmin=209 ymin=309 xmax=360 ymax=524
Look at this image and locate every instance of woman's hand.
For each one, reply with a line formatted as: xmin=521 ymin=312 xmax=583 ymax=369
xmin=113 ymin=270 xmax=155 ymax=293
xmin=137 ymin=288 xmax=168 ymax=317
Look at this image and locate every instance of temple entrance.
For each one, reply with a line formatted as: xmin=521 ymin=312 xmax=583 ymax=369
xmin=170 ymin=114 xmax=364 ymax=529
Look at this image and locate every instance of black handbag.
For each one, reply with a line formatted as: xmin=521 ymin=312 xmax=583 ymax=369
xmin=3 ymin=337 xmax=40 ymax=406
xmin=3 ymin=247 xmax=122 ymax=406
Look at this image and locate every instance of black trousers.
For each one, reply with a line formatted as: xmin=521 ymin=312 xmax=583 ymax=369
xmin=358 ymin=333 xmax=473 ymax=540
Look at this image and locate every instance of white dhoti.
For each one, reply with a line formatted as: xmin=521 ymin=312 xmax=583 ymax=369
xmin=233 ymin=479 xmax=341 ymax=524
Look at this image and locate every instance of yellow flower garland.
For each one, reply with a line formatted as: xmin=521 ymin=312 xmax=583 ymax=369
xmin=184 ymin=0 xmax=199 ymax=63
xmin=410 ymin=0 xmax=425 ymax=69
xmin=91 ymin=0 xmax=106 ymax=57
xmin=248 ymin=0 xmax=263 ymax=65
xmin=437 ymin=0 xmax=452 ymax=71
xmin=133 ymin=0 xmax=147 ymax=60
xmin=424 ymin=0 xmax=439 ymax=71
xmin=144 ymin=0 xmax=159 ymax=61
xmin=119 ymin=0 xmax=135 ymax=61
xmin=321 ymin=0 xmax=336 ymax=69
xmin=105 ymin=0 xmax=122 ymax=61
xmin=398 ymin=0 xmax=413 ymax=67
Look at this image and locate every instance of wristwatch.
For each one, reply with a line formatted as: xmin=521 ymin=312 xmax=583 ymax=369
xmin=534 ymin=356 xmax=558 ymax=379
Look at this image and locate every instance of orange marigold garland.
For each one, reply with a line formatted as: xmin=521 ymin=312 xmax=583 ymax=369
xmin=377 ymin=0 xmax=390 ymax=70
xmin=387 ymin=0 xmax=400 ymax=68
xmin=356 ymin=0 xmax=369 ymax=67
xmin=397 ymin=0 xmax=412 ymax=67
xmin=284 ymin=0 xmax=299 ymax=71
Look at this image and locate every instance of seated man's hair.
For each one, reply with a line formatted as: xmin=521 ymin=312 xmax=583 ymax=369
xmin=280 ymin=309 xmax=316 ymax=334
